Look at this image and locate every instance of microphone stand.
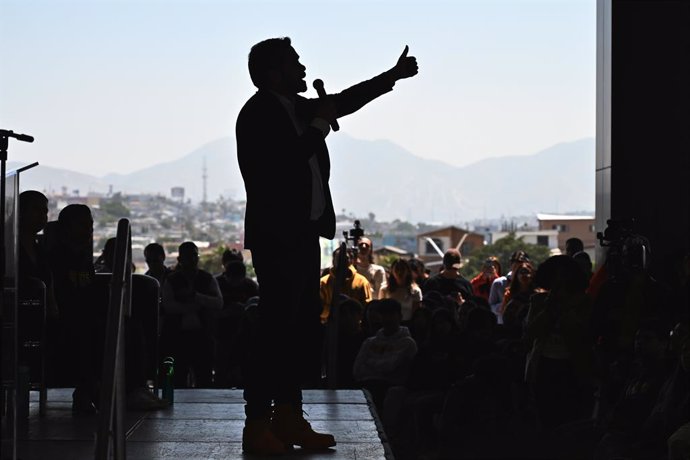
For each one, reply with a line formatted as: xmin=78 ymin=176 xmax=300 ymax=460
xmin=1 ymin=129 xmax=35 ymax=460
xmin=0 ymin=129 xmax=34 ymax=297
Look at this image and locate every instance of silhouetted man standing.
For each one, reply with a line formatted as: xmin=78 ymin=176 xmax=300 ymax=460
xmin=236 ymin=36 xmax=418 ymax=455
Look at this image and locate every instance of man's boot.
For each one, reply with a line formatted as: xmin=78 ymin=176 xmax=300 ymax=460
xmin=242 ymin=417 xmax=288 ymax=455
xmin=270 ymin=403 xmax=336 ymax=450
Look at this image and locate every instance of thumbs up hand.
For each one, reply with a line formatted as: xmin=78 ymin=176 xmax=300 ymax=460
xmin=389 ymin=45 xmax=419 ymax=81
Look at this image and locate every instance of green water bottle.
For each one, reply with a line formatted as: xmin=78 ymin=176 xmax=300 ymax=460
xmin=161 ymin=357 xmax=175 ymax=405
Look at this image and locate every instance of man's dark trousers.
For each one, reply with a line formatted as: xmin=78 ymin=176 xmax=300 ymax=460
xmin=243 ymin=228 xmax=323 ymax=418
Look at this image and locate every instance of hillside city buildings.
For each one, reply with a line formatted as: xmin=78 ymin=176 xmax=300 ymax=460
xmin=41 ymin=189 xmax=595 ymax=273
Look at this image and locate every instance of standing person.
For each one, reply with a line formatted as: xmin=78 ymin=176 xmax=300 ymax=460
xmin=565 ymin=237 xmax=593 ymax=280
xmin=470 ymin=256 xmax=501 ymax=303
xmin=235 ymin=36 xmax=418 ymax=455
xmin=423 ymin=249 xmax=474 ymax=304
xmin=355 ymin=236 xmax=386 ymax=299
xmin=320 ymin=246 xmax=372 ymax=324
xmin=161 ymin=242 xmax=223 ymax=388
xmin=47 ymin=204 xmax=103 ymax=413
xmin=409 ymin=258 xmax=429 ymax=293
xmin=144 ymin=242 xmax=172 ymax=288
xmin=500 ymin=261 xmax=536 ymax=337
xmin=380 ymin=258 xmax=423 ymax=323
xmin=488 ymin=250 xmax=530 ymax=322
xmin=215 ymin=248 xmax=259 ymax=388
xmin=523 ymin=255 xmax=595 ymax=435
xmin=353 ymin=298 xmax=418 ymax=417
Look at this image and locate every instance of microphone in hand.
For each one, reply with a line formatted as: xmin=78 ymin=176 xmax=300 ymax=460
xmin=312 ymin=79 xmax=339 ymax=132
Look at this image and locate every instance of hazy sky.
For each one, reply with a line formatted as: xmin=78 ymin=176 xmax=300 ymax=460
xmin=1 ymin=0 xmax=596 ymax=177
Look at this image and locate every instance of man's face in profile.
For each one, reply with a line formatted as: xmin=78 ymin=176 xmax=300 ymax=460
xmin=280 ymin=46 xmax=307 ymax=94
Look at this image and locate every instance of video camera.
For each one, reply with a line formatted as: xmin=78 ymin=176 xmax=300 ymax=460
xmin=341 ymin=220 xmax=364 ymax=260
xmin=597 ymin=218 xmax=650 ymax=282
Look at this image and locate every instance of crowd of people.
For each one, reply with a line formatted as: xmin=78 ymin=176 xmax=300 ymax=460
xmin=16 ymin=189 xmax=690 ymax=459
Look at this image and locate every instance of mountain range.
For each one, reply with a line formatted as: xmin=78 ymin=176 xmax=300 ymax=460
xmin=10 ymin=135 xmax=595 ymax=224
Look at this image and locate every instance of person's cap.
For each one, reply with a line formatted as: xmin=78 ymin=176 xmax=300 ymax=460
xmin=443 ymin=248 xmax=463 ymax=269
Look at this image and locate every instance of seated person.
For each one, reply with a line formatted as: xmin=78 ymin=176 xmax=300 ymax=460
xmin=46 ymin=204 xmax=103 ymax=414
xmin=17 ymin=191 xmax=57 ymax=398
xmin=633 ymin=333 xmax=690 ymax=459
xmin=332 ymin=297 xmax=367 ymax=389
xmin=161 ymin=241 xmax=222 ymax=387
xmin=144 ymin=242 xmax=172 ymax=287
xmin=94 ymin=237 xmax=168 ymax=410
xmin=353 ymin=298 xmax=418 ymax=416
xmin=18 ymin=190 xmax=57 ymax=317
xmin=594 ymin=318 xmax=674 ymax=459
xmin=435 ymin=354 xmax=513 ymax=460
xmin=214 ymin=248 xmax=258 ymax=388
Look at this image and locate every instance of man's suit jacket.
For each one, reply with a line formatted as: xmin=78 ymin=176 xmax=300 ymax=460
xmin=236 ymin=73 xmax=395 ymax=249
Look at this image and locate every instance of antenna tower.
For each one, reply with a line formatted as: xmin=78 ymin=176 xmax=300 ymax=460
xmin=202 ymin=156 xmax=208 ymax=206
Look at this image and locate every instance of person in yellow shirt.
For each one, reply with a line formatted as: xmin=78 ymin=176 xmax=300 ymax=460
xmin=320 ymin=247 xmax=372 ymax=324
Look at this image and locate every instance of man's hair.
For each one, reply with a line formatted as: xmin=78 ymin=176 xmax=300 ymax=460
xmin=566 ymin=237 xmax=584 ymax=253
xmin=57 ymin=204 xmax=92 ymax=226
xmin=333 ymin=246 xmax=354 ymax=266
xmin=19 ymin=190 xmax=48 ymax=211
xmin=222 ymin=248 xmax=243 ymax=264
xmin=340 ymin=297 xmax=364 ymax=317
xmin=408 ymin=258 xmax=426 ymax=275
xmin=442 ymin=248 xmax=462 ymax=269
xmin=377 ymin=298 xmax=402 ymax=316
xmin=144 ymin=242 xmax=166 ymax=261
xmin=178 ymin=241 xmax=198 ymax=255
xmin=533 ymin=255 xmax=588 ymax=293
xmin=248 ymin=37 xmax=292 ymax=88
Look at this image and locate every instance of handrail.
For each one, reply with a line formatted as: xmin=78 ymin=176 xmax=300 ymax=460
xmin=326 ymin=242 xmax=348 ymax=389
xmin=95 ymin=218 xmax=132 ymax=460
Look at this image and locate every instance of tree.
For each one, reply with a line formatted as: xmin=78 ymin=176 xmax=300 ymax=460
xmin=463 ymin=232 xmax=552 ymax=279
xmin=198 ymin=245 xmax=227 ymax=274
xmin=100 ymin=193 xmax=130 ymax=219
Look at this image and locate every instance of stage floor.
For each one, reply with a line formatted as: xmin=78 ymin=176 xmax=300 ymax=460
xmin=4 ymin=388 xmax=392 ymax=460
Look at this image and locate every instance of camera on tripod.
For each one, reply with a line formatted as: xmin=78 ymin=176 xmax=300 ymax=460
xmin=343 ymin=220 xmax=365 ymax=257
xmin=597 ymin=218 xmax=650 ymax=281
